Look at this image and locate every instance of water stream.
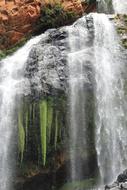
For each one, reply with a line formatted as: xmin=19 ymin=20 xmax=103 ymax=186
xmin=0 ymin=0 xmax=127 ymax=189
xmin=93 ymin=13 xmax=127 ymax=184
xmin=0 ymin=34 xmax=43 ymax=190
xmin=67 ymin=11 xmax=127 ymax=185
xmin=67 ymin=16 xmax=93 ymax=181
xmin=112 ymin=0 xmax=127 ymax=14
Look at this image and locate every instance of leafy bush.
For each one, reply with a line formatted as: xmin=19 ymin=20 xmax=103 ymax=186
xmin=0 ymin=51 xmax=6 ymax=60
xmin=34 ymin=3 xmax=78 ymax=35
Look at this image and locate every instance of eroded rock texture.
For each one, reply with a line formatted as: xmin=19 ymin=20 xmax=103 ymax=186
xmin=0 ymin=0 xmax=85 ymax=49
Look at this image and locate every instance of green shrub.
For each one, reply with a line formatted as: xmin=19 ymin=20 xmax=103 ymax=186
xmin=0 ymin=51 xmax=6 ymax=60
xmin=34 ymin=3 xmax=78 ymax=34
xmin=40 ymin=99 xmax=48 ymax=166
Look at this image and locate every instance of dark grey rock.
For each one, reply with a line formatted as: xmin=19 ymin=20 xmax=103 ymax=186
xmin=25 ymin=28 xmax=68 ymax=98
xmin=24 ymin=16 xmax=94 ymax=99
xmin=117 ymin=173 xmax=127 ymax=183
xmin=105 ymin=169 xmax=127 ymax=190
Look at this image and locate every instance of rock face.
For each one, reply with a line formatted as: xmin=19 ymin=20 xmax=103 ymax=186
xmin=25 ymin=15 xmax=94 ymax=97
xmin=105 ymin=170 xmax=127 ymax=190
xmin=62 ymin=0 xmax=83 ymax=14
xmin=0 ymin=0 xmax=41 ymax=49
xmin=82 ymin=0 xmax=96 ymax=13
xmin=25 ymin=28 xmax=68 ymax=98
xmin=0 ymin=0 xmax=87 ymax=49
xmin=16 ymin=15 xmax=98 ymax=190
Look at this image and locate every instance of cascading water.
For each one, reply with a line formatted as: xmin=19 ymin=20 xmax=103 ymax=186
xmin=67 ymin=17 xmax=93 ymax=181
xmin=98 ymin=0 xmax=127 ymax=14
xmin=0 ymin=34 xmax=43 ymax=190
xmin=97 ymin=0 xmax=113 ymax=13
xmin=112 ymin=0 xmax=127 ymax=14
xmin=0 ymin=2 xmax=127 ymax=190
xmin=93 ymin=13 xmax=127 ymax=184
xmin=67 ymin=11 xmax=127 ymax=185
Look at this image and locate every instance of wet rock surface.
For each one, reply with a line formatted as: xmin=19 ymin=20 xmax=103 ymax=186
xmin=15 ymin=15 xmax=98 ymax=190
xmin=25 ymin=16 xmax=94 ymax=98
xmin=105 ymin=170 xmax=127 ymax=190
xmin=25 ymin=28 xmax=69 ymax=98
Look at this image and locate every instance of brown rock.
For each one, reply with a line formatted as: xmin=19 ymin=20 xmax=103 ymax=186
xmin=6 ymin=30 xmax=24 ymax=45
xmin=62 ymin=0 xmax=83 ymax=14
xmin=0 ymin=0 xmax=41 ymax=49
xmin=0 ymin=0 xmax=95 ymax=50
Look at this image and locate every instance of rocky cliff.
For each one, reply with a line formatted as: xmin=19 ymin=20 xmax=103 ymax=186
xmin=0 ymin=0 xmax=94 ymax=50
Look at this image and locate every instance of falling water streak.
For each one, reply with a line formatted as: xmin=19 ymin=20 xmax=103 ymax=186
xmin=97 ymin=0 xmax=113 ymax=13
xmin=0 ymin=34 xmax=44 ymax=190
xmin=67 ymin=16 xmax=93 ymax=181
xmin=112 ymin=0 xmax=127 ymax=14
xmin=97 ymin=0 xmax=108 ymax=12
xmin=93 ymin=13 xmax=127 ymax=184
xmin=0 ymin=8 xmax=126 ymax=190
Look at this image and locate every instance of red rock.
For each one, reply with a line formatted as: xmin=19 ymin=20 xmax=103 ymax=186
xmin=0 ymin=0 xmax=96 ymax=49
xmin=62 ymin=0 xmax=83 ymax=14
xmin=0 ymin=0 xmax=41 ymax=49
xmin=6 ymin=31 xmax=24 ymax=45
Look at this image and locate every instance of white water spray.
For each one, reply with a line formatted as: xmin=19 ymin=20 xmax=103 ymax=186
xmin=0 ymin=34 xmax=43 ymax=190
xmin=97 ymin=0 xmax=113 ymax=13
xmin=112 ymin=0 xmax=127 ymax=14
xmin=67 ymin=12 xmax=127 ymax=185
xmin=93 ymin=13 xmax=127 ymax=184
xmin=0 ymin=2 xmax=127 ymax=188
xmin=67 ymin=17 xmax=93 ymax=181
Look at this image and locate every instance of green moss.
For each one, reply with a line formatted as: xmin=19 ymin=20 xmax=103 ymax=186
xmin=115 ymin=15 xmax=127 ymax=49
xmin=17 ymin=94 xmax=67 ymax=167
xmin=47 ymin=98 xmax=53 ymax=144
xmin=117 ymin=27 xmax=127 ymax=35
xmin=40 ymin=99 xmax=48 ymax=166
xmin=0 ymin=51 xmax=6 ymax=60
xmin=54 ymin=111 xmax=58 ymax=150
xmin=25 ymin=105 xmax=29 ymax=147
xmin=18 ymin=110 xmax=25 ymax=163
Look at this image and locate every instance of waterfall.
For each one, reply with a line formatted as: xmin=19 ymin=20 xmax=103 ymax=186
xmin=0 ymin=34 xmax=43 ymax=190
xmin=97 ymin=0 xmax=113 ymax=13
xmin=0 ymin=3 xmax=127 ymax=189
xmin=112 ymin=0 xmax=127 ymax=14
xmin=97 ymin=0 xmax=127 ymax=14
xmin=93 ymin=13 xmax=127 ymax=184
xmin=67 ymin=12 xmax=127 ymax=185
xmin=67 ymin=16 xmax=93 ymax=181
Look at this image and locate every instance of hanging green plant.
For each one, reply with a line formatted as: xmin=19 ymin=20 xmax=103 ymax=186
xmin=54 ymin=111 xmax=58 ymax=150
xmin=18 ymin=110 xmax=25 ymax=163
xmin=39 ymin=99 xmax=47 ymax=166
xmin=47 ymin=98 xmax=53 ymax=144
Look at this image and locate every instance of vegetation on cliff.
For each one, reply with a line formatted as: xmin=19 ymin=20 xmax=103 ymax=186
xmin=32 ymin=3 xmax=79 ymax=35
xmin=17 ymin=95 xmax=67 ymax=167
xmin=115 ymin=15 xmax=127 ymax=48
xmin=0 ymin=2 xmax=79 ymax=60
